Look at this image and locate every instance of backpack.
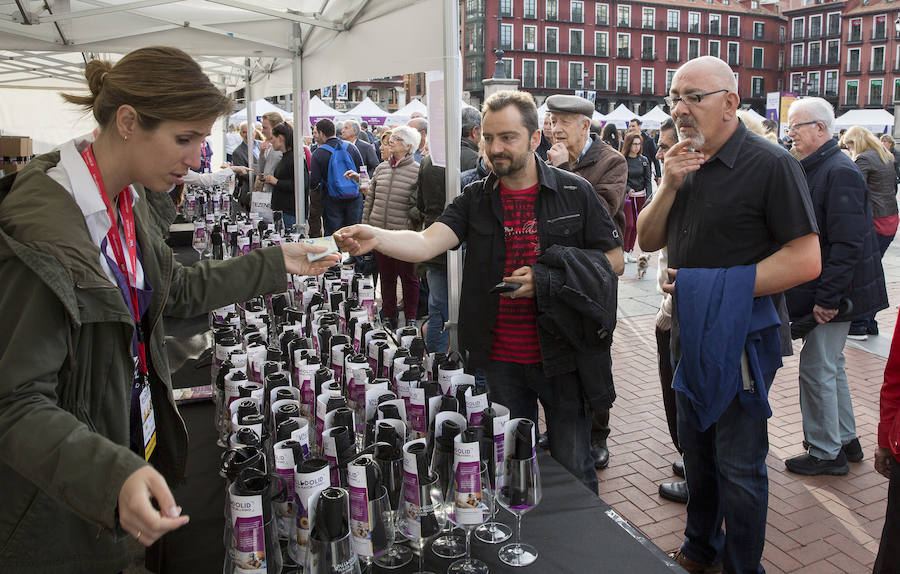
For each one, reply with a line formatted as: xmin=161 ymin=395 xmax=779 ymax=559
xmin=320 ymin=142 xmax=360 ymax=199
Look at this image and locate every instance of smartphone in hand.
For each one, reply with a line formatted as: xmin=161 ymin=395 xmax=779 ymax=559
xmin=489 ymin=281 xmax=522 ymax=294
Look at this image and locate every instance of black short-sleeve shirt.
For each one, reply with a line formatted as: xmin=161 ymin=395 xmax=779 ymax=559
xmin=436 ymin=156 xmax=621 ymax=369
xmin=666 ymin=122 xmax=818 ymax=269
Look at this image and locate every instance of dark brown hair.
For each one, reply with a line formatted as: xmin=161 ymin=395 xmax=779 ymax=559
xmin=62 ymin=46 xmax=232 ymax=130
xmin=481 ymin=90 xmax=539 ymax=136
xmin=621 ymin=132 xmax=643 ymax=157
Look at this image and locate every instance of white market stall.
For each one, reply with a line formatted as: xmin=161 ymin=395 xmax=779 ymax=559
xmin=603 ymin=104 xmax=640 ymax=130
xmin=228 ymin=98 xmax=293 ymax=127
xmin=308 ymin=95 xmax=339 ymax=123
xmin=639 ymin=106 xmax=671 ymax=131
xmin=387 ymin=97 xmax=428 ymax=124
xmin=834 ymin=108 xmax=895 ymax=134
xmin=335 ymin=96 xmax=390 ymax=126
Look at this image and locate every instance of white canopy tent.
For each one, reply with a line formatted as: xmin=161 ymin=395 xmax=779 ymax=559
xmin=639 ymin=106 xmax=671 ymax=131
xmin=537 ymin=102 xmax=606 ymax=129
xmin=308 ymin=95 xmax=339 ymax=123
xmin=603 ymin=104 xmax=640 ymax=129
xmin=228 ymin=98 xmax=293 ymax=127
xmin=834 ymin=109 xmax=895 ymax=134
xmin=335 ymin=96 xmax=390 ymax=126
xmin=739 ymin=107 xmax=767 ymax=124
xmin=386 ymin=97 xmax=428 ymax=125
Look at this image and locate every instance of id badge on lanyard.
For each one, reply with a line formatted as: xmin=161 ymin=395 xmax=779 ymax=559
xmin=81 ymin=144 xmax=157 ymax=461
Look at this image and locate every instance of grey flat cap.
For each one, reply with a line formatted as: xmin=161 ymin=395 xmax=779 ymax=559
xmin=546 ymin=94 xmax=594 ymax=117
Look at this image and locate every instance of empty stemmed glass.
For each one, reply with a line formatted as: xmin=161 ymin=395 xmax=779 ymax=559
xmin=447 ymin=462 xmax=492 ymax=574
xmin=497 ymin=455 xmax=542 ymax=567
xmin=373 ymin=457 xmax=413 ymax=569
xmin=399 ymin=473 xmax=446 ymax=574
xmin=192 ymin=220 xmax=207 ymax=261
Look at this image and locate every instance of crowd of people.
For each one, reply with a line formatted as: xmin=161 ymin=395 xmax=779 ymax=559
xmin=3 ymin=44 xmax=900 ymax=574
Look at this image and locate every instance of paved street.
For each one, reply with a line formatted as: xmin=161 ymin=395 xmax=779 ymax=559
xmin=592 ymin=243 xmax=900 ymax=573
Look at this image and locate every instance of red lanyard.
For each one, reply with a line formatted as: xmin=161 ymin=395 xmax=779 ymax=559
xmin=80 ymin=144 xmax=148 ymax=375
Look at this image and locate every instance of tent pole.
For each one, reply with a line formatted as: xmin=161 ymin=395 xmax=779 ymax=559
xmin=292 ymin=23 xmax=306 ymax=232
xmin=245 ymin=57 xmax=255 ymax=192
xmin=442 ymin=0 xmax=463 ymax=355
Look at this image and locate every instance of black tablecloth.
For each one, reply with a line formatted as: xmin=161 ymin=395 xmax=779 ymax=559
xmin=149 ymin=247 xmax=679 ymax=574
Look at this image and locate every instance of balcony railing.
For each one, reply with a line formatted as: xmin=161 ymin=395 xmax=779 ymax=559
xmin=666 ymin=53 xmax=681 ymax=62
xmin=618 ymin=18 xmax=630 ymax=26
xmin=846 ymin=65 xmax=861 ymax=75
xmin=870 ymin=64 xmax=886 ymax=73
xmin=809 ymin=56 xmax=821 ymax=66
xmin=667 ymin=24 xmax=679 ymax=32
xmin=709 ymin=24 xmax=720 ymax=35
xmin=847 ymin=32 xmax=862 ymax=44
xmin=872 ymin=30 xmax=887 ymax=41
xmin=825 ymin=88 xmax=838 ymax=97
xmin=826 ymin=55 xmax=839 ymax=65
xmin=641 ymin=84 xmax=655 ymax=94
xmin=617 ymin=48 xmax=631 ymax=58
xmin=641 ymin=50 xmax=657 ymax=60
xmin=616 ymin=83 xmax=631 ymax=93
xmin=791 ymin=31 xmax=805 ymax=41
xmin=727 ymin=27 xmax=740 ymax=37
xmin=642 ymin=20 xmax=654 ymax=29
xmin=595 ymin=48 xmax=609 ymax=57
xmin=846 ymin=97 xmax=858 ymax=106
xmin=688 ymin=24 xmax=700 ymax=34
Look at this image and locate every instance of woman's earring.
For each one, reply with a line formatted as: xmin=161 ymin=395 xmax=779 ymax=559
xmin=124 ymin=135 xmax=128 ymax=143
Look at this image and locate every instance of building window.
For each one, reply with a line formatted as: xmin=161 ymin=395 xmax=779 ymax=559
xmin=849 ymin=18 xmax=862 ymax=42
xmin=524 ymin=0 xmax=537 ymax=19
xmin=667 ymin=37 xmax=679 ymax=62
xmin=848 ymin=48 xmax=860 ymax=72
xmin=465 ymin=59 xmax=480 ymax=85
xmin=828 ymin=12 xmax=840 ymax=35
xmin=754 ymin=22 xmax=765 ymax=40
xmin=807 ymin=71 xmax=820 ymax=95
xmin=546 ymin=0 xmax=558 ymax=20
xmin=873 ymin=46 xmax=886 ymax=72
xmin=500 ymin=24 xmax=512 ymax=50
xmin=596 ymin=3 xmax=608 ymax=25
xmin=846 ymin=80 xmax=858 ymax=105
xmin=642 ymin=35 xmax=655 ymax=59
xmin=618 ymin=5 xmax=631 ymax=27
xmin=728 ymin=16 xmax=740 ymax=37
xmin=894 ymin=78 xmax=900 ymax=102
xmin=465 ymin=22 xmax=484 ymax=52
xmin=791 ymin=17 xmax=804 ymax=40
xmin=524 ymin=26 xmax=537 ymax=50
xmin=792 ymin=43 xmax=804 ymax=66
xmin=642 ymin=7 xmax=655 ymax=29
xmin=570 ymin=29 xmax=583 ymax=54
xmin=791 ymin=73 xmax=803 ymax=93
xmin=752 ymin=47 xmax=764 ymax=68
xmin=688 ymin=12 xmax=700 ymax=33
xmin=751 ymin=76 xmax=764 ymax=97
xmin=641 ymin=68 xmax=654 ymax=93
xmin=708 ymin=40 xmax=720 ymax=59
xmin=727 ymin=42 xmax=739 ymax=66
xmin=871 ymin=79 xmax=883 ymax=104
xmin=618 ymin=33 xmax=631 ymax=58
xmin=809 ymin=14 xmax=822 ymax=38
xmin=595 ymin=31 xmax=608 ymax=56
xmin=808 ymin=42 xmax=821 ymax=66
xmin=500 ymin=0 xmax=512 ymax=17
xmin=667 ymin=10 xmax=680 ymax=31
xmin=826 ymin=39 xmax=840 ymax=64
xmin=503 ymin=58 xmax=513 ymax=78
xmin=825 ymin=70 xmax=838 ymax=95
xmin=874 ymin=14 xmax=887 ymax=40
xmin=688 ymin=38 xmax=700 ymax=60
xmin=595 ymin=63 xmax=608 ymax=90
xmin=616 ymin=66 xmax=630 ymax=92
xmin=523 ymin=60 xmax=536 ymax=87
xmin=569 ymin=61 xmax=585 ymax=89
xmin=546 ymin=27 xmax=558 ymax=52
xmin=545 ymin=60 xmax=558 ymax=87
xmin=571 ymin=1 xmax=584 ymax=23
xmin=709 ymin=14 xmax=720 ymax=35
xmin=666 ymin=69 xmax=677 ymax=92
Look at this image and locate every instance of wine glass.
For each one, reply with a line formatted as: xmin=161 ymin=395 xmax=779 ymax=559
xmin=192 ymin=221 xmax=207 ymax=261
xmin=399 ymin=472 xmax=446 ymax=574
xmin=474 ymin=459 xmax=511 ymax=544
xmin=352 ymin=487 xmax=391 ymax=573
xmin=373 ymin=457 xmax=413 ymax=569
xmin=447 ymin=462 xmax=491 ymax=574
xmin=497 ymin=455 xmax=542 ymax=567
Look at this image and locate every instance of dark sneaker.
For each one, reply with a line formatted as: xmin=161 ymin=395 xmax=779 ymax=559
xmin=868 ymin=322 xmax=879 ymax=336
xmin=847 ymin=325 xmax=868 ymax=341
xmin=785 ymin=451 xmax=849 ymax=476
xmin=669 ymin=550 xmax=723 ymax=574
xmin=842 ymin=438 xmax=864 ymax=463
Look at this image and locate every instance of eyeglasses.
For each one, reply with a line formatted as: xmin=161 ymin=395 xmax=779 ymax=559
xmin=389 ymin=137 xmax=405 ymax=144
xmin=786 ymin=120 xmax=820 ymax=134
xmin=664 ymin=89 xmax=728 ymax=108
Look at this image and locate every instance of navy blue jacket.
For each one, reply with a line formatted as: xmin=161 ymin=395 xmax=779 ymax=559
xmin=786 ymin=139 xmax=888 ymax=322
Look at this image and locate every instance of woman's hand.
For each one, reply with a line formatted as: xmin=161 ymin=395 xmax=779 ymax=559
xmin=231 ymin=165 xmax=248 ymax=175
xmin=281 ymin=243 xmax=342 ymax=275
xmin=264 ymin=175 xmax=277 ymax=186
xmin=118 ymin=466 xmax=190 ymax=547
xmin=344 ymin=170 xmax=360 ymax=182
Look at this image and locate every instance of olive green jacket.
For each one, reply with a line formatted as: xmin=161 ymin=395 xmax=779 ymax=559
xmin=0 ymin=151 xmax=287 ymax=573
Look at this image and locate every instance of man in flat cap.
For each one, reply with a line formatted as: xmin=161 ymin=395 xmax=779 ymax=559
xmin=546 ymin=93 xmax=627 ymax=470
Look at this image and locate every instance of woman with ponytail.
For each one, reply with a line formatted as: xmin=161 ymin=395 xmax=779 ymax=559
xmin=0 ymin=46 xmax=339 ymax=573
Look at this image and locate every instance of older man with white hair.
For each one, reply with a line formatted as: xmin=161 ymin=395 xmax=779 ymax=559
xmin=784 ymin=97 xmax=887 ymax=477
xmin=638 ymin=56 xmax=821 ymax=574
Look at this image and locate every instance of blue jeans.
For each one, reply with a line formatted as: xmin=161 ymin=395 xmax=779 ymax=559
xmin=281 ymin=213 xmax=296 ymax=233
xmin=677 ymin=391 xmax=768 ymax=574
xmin=425 ymin=267 xmax=449 ymax=353
xmin=799 ymin=321 xmax=856 ymax=459
xmin=486 ymin=361 xmax=597 ymax=494
xmin=322 ymin=194 xmax=364 ymax=236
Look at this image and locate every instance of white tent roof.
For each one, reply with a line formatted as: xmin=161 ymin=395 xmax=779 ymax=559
xmin=336 ymin=96 xmax=389 ymax=125
xmin=604 ymin=104 xmax=639 ymax=129
xmin=392 ymin=98 xmax=427 ymax=118
xmin=228 ymin=98 xmax=292 ymax=126
xmin=834 ymin=109 xmax=895 ymax=133
xmin=537 ymin=102 xmax=605 ymax=129
xmin=639 ymin=106 xmax=671 ymax=130
xmin=308 ymin=95 xmax=339 ymax=121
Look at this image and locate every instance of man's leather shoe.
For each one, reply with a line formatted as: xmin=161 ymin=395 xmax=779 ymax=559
xmin=669 ymin=550 xmax=723 ymax=574
xmin=537 ymin=433 xmax=550 ymax=450
xmin=591 ymin=442 xmax=610 ymax=469
xmin=785 ymin=452 xmax=849 ymax=476
xmin=659 ymin=480 xmax=688 ymax=504
xmin=672 ymin=460 xmax=685 ymax=478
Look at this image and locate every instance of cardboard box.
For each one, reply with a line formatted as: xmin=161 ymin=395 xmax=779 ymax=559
xmin=0 ymin=162 xmax=25 ymax=174
xmin=1 ymin=136 xmax=33 ymax=158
